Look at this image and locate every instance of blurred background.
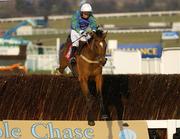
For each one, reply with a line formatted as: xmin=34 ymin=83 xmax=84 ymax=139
xmin=1 ymin=0 xmax=180 ymax=17
xmin=0 ymin=0 xmax=180 ymax=75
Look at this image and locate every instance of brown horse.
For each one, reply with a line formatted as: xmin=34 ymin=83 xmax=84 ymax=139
xmin=58 ymin=30 xmax=108 ymax=126
xmin=0 ymin=63 xmax=27 ymax=75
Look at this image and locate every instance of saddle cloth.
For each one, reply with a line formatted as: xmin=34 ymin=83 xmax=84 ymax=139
xmin=65 ymin=43 xmax=72 ymax=61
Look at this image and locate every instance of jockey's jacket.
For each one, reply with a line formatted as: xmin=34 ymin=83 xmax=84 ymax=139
xmin=71 ymin=11 xmax=97 ymax=33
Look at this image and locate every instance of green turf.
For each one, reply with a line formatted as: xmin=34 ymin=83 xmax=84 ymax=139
xmin=48 ymin=19 xmax=71 ymax=29
xmin=21 ymin=33 xmax=69 ymax=46
xmin=97 ymin=14 xmax=180 ymax=27
xmin=1 ymin=14 xmax=180 ymax=29
xmin=21 ymin=32 xmax=180 ymax=48
xmin=45 ymin=14 xmax=180 ymax=29
xmin=1 ymin=14 xmax=180 ymax=48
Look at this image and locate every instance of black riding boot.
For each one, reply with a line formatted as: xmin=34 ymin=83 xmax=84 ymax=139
xmin=70 ymin=46 xmax=77 ymax=64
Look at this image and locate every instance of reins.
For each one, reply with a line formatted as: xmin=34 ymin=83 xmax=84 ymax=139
xmin=71 ymin=34 xmax=86 ymax=45
xmin=68 ymin=32 xmax=106 ymax=65
xmin=79 ymin=36 xmax=105 ymax=65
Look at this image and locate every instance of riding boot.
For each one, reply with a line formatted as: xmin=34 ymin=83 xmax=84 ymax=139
xmin=70 ymin=46 xmax=77 ymax=64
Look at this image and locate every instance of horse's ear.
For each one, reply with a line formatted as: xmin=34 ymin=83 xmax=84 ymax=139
xmin=89 ymin=31 xmax=95 ymax=37
xmin=103 ymin=31 xmax=108 ymax=39
xmin=92 ymin=31 xmax=97 ymax=38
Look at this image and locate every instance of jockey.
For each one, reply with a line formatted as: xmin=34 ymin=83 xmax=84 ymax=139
xmin=69 ymin=3 xmax=97 ymax=64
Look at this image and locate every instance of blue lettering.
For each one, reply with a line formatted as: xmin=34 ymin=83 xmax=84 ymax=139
xmin=63 ymin=128 xmax=73 ymax=139
xmin=11 ymin=128 xmax=21 ymax=138
xmin=31 ymin=123 xmax=48 ymax=139
xmin=84 ymin=128 xmax=94 ymax=139
xmin=0 ymin=129 xmax=3 ymax=138
xmin=3 ymin=121 xmax=10 ymax=138
xmin=47 ymin=122 xmax=61 ymax=139
xmin=74 ymin=128 xmax=83 ymax=138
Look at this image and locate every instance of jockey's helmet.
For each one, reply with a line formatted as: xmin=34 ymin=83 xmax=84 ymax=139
xmin=80 ymin=3 xmax=92 ymax=12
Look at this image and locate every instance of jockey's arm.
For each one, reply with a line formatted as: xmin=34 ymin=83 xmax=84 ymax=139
xmin=71 ymin=11 xmax=81 ymax=33
xmin=89 ymin=15 xmax=97 ymax=31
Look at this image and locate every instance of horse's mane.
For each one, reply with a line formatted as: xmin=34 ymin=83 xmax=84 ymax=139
xmin=88 ymin=30 xmax=104 ymax=44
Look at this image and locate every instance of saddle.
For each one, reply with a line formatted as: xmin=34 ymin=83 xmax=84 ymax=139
xmin=65 ymin=35 xmax=87 ymax=61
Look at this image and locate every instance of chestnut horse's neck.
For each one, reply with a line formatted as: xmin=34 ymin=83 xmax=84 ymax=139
xmin=83 ymin=39 xmax=96 ymax=57
xmin=78 ymin=30 xmax=107 ymax=65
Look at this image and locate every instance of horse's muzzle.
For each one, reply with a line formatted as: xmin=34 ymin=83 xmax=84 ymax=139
xmin=100 ymin=57 xmax=107 ymax=66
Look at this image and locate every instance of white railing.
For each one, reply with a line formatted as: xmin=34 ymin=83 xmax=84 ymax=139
xmin=1 ymin=11 xmax=180 ymax=22
xmin=147 ymin=120 xmax=180 ymax=139
xmin=17 ymin=28 xmax=173 ymax=36
xmin=15 ymin=28 xmax=173 ymax=36
xmin=26 ymin=47 xmax=180 ymax=74
xmin=32 ymin=28 xmax=69 ymax=35
xmin=95 ymin=10 xmax=180 ymax=18
xmin=106 ymin=28 xmax=172 ymax=33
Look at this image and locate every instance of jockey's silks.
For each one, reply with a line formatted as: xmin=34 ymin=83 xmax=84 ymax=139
xmin=71 ymin=11 xmax=97 ymax=33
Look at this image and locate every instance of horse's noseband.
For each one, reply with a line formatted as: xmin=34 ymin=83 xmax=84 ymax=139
xmin=80 ymin=55 xmax=107 ymax=66
xmin=97 ymin=56 xmax=107 ymax=66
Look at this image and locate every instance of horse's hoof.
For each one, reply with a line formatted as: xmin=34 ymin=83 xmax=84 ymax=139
xmin=101 ymin=114 xmax=109 ymax=120
xmin=88 ymin=121 xmax=95 ymax=126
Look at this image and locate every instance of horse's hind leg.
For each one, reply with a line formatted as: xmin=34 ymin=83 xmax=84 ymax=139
xmin=55 ymin=63 xmax=67 ymax=75
xmin=59 ymin=64 xmax=67 ymax=74
xmin=57 ymin=54 xmax=68 ymax=74
xmin=55 ymin=43 xmax=69 ymax=75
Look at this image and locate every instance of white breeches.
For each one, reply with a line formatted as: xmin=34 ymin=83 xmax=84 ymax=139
xmin=70 ymin=30 xmax=89 ymax=47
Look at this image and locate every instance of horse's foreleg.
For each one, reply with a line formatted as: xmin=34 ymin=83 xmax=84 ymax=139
xmin=79 ymin=77 xmax=95 ymax=126
xmin=86 ymin=94 xmax=95 ymax=126
xmin=95 ymin=75 xmax=108 ymax=120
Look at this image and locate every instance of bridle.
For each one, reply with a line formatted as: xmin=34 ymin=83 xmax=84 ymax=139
xmin=80 ymin=33 xmax=107 ymax=66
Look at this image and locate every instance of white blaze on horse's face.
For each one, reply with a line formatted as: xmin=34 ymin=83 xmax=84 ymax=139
xmin=99 ymin=42 xmax=104 ymax=48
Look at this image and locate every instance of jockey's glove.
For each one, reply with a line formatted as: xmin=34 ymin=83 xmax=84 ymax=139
xmin=79 ymin=30 xmax=87 ymax=36
xmin=86 ymin=34 xmax=91 ymax=40
xmin=79 ymin=30 xmax=84 ymax=34
xmin=85 ymin=27 xmax=92 ymax=33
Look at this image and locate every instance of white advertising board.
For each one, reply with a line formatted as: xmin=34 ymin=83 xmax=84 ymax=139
xmin=0 ymin=46 xmax=19 ymax=55
xmin=112 ymin=49 xmax=142 ymax=74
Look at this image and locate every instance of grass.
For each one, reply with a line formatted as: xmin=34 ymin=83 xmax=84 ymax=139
xmin=21 ymin=32 xmax=180 ymax=48
xmin=21 ymin=34 xmax=69 ymax=46
xmin=1 ymin=14 xmax=180 ymax=29
xmin=1 ymin=14 xmax=180 ymax=47
xmin=48 ymin=19 xmax=71 ymax=29
xmin=97 ymin=14 xmax=180 ymax=27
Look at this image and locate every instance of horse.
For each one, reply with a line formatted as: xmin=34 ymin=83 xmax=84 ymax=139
xmin=58 ymin=29 xmax=108 ymax=126
xmin=0 ymin=63 xmax=27 ymax=75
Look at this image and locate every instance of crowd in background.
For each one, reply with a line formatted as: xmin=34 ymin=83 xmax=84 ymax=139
xmin=0 ymin=0 xmax=180 ymax=18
